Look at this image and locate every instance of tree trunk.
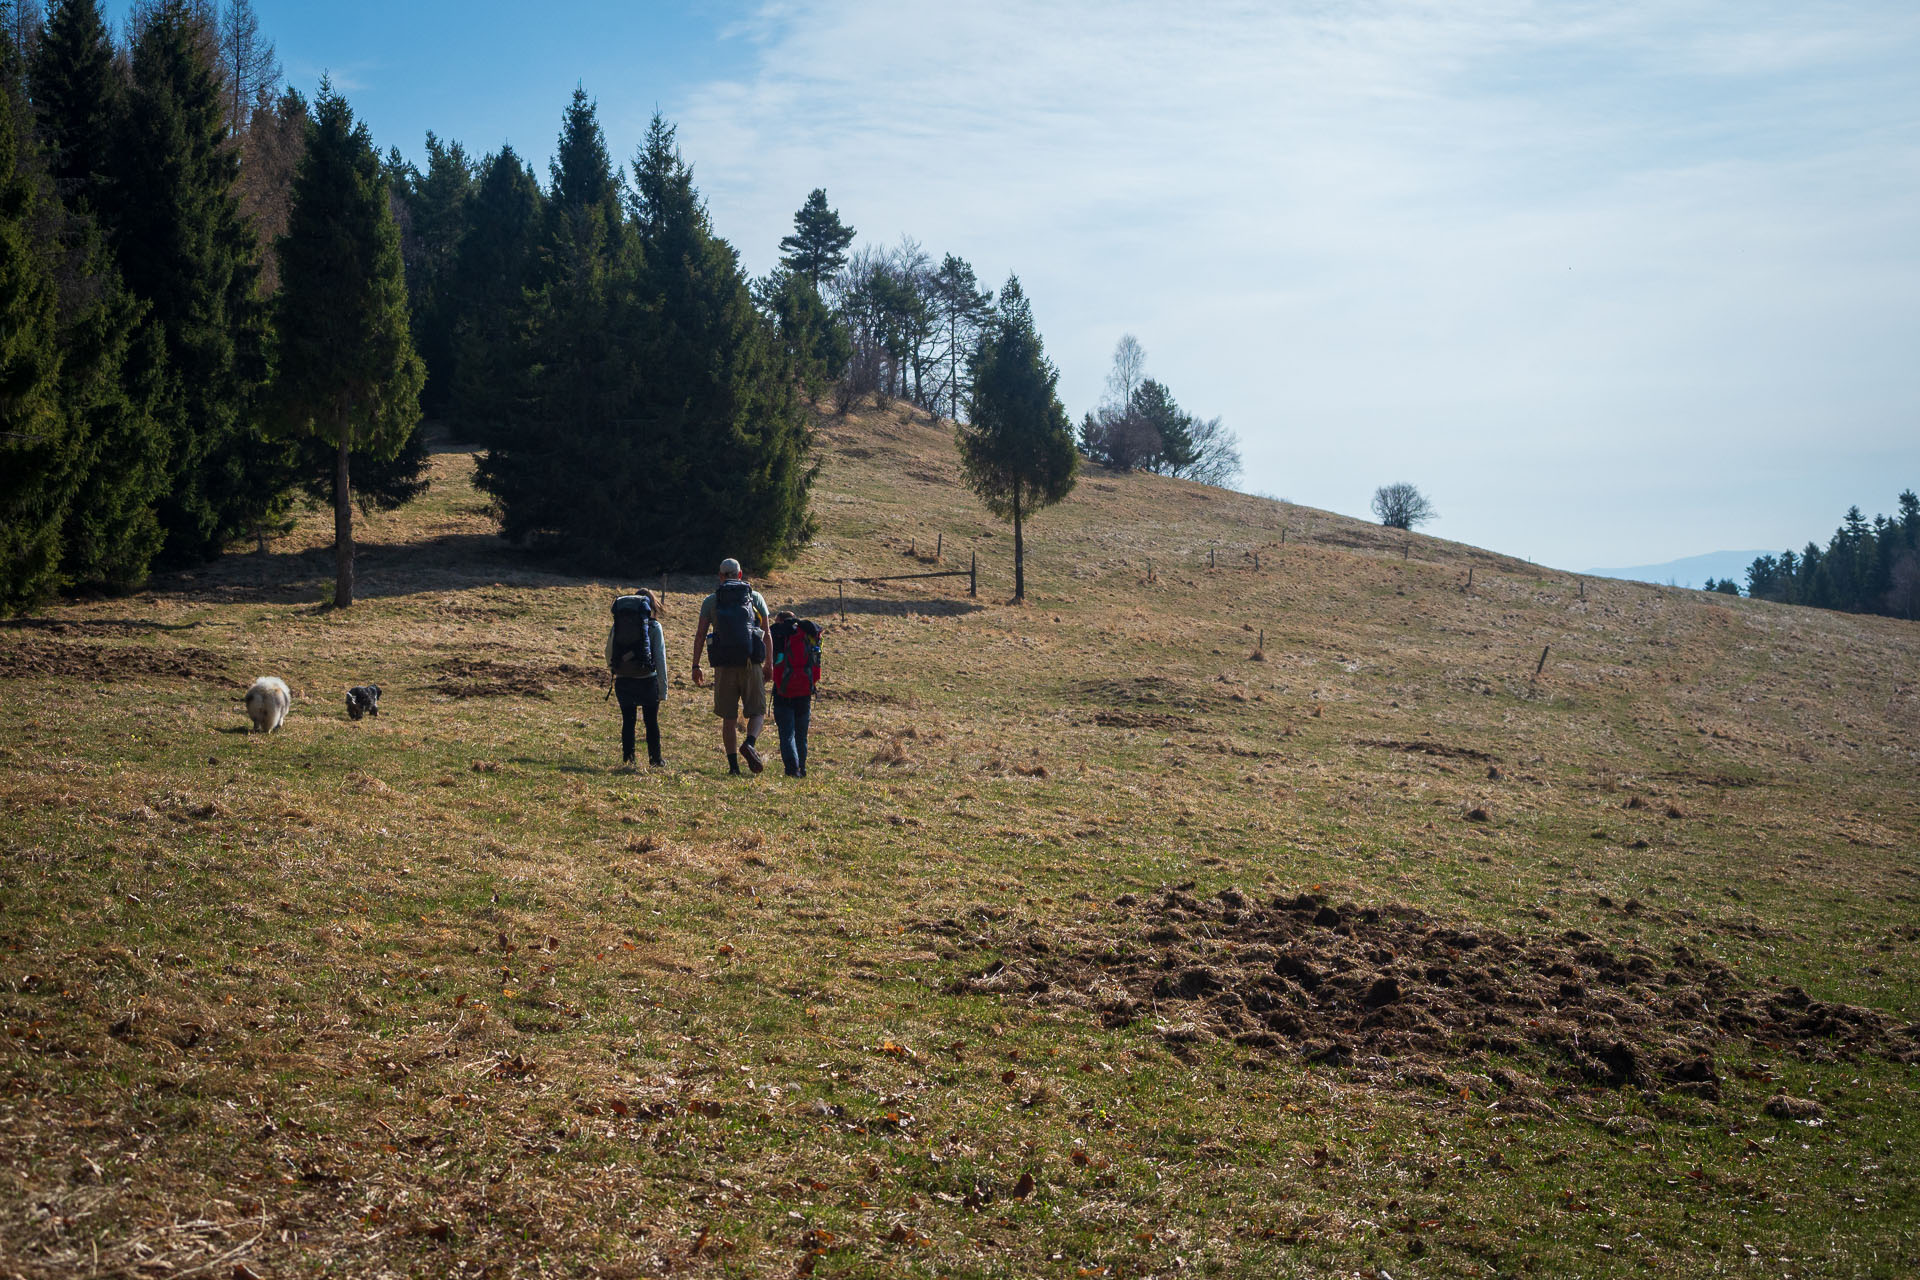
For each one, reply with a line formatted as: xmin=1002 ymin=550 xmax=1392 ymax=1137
xmin=1012 ymin=483 xmax=1025 ymax=603
xmin=333 ymin=414 xmax=354 ymax=608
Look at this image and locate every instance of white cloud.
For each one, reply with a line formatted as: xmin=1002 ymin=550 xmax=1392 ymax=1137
xmin=665 ymin=0 xmax=1920 ymax=566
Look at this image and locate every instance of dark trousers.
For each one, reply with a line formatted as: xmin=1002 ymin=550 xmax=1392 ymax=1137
xmin=615 ymin=677 xmax=661 ymax=764
xmin=773 ymin=694 xmax=811 ymax=775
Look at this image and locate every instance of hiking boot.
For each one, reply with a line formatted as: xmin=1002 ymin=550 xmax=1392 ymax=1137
xmin=741 ymin=742 xmax=765 ymax=774
xmin=649 ymin=757 xmax=665 ymax=769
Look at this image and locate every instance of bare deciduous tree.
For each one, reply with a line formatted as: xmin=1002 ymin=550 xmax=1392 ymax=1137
xmin=1103 ymin=333 xmax=1145 ymax=412
xmin=1178 ymin=414 xmax=1242 ymax=487
xmin=233 ymin=85 xmax=305 ymax=292
xmin=1 ymin=0 xmax=44 ymax=59
xmin=1371 ymin=482 xmax=1437 ymax=530
xmin=217 ymin=0 xmax=278 ymax=139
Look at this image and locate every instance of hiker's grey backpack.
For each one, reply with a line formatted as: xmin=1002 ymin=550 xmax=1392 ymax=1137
xmin=610 ymin=595 xmax=656 ymax=677
xmin=707 ymin=580 xmax=765 ymax=666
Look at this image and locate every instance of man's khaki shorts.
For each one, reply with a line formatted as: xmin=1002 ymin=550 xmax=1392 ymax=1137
xmin=711 ymin=664 xmax=766 ymax=719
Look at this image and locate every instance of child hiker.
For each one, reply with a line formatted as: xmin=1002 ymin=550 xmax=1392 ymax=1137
xmin=768 ymin=609 xmax=822 ymax=777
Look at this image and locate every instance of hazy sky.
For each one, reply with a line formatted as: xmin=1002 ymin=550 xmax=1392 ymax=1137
xmin=110 ymin=1 xmax=1920 ymax=570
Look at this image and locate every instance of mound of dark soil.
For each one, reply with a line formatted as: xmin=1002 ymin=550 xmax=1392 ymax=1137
xmin=946 ymin=888 xmax=1917 ymax=1098
xmin=428 ymin=657 xmax=600 ymax=700
xmin=0 ymin=637 xmax=231 ymax=684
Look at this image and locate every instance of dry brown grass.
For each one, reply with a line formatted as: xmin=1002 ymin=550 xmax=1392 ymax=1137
xmin=1 ymin=399 xmax=1916 ymax=1278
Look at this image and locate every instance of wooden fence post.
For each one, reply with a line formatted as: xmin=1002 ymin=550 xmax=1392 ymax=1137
xmin=839 ymin=580 xmax=845 ymax=621
xmin=1534 ymin=644 xmax=1550 ymax=678
xmin=969 ymin=552 xmax=977 ymax=598
xmin=936 ymin=532 xmax=942 ymax=562
xmin=1209 ymin=547 xmax=1215 ymax=569
xmin=1465 ymin=566 xmax=1473 ymax=592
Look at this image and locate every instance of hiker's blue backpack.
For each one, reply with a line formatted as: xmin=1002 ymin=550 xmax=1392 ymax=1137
xmin=611 ymin=595 xmax=655 ymax=676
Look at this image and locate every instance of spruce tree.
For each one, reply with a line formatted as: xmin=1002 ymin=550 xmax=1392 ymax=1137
xmin=778 ymin=188 xmax=854 ymax=290
xmin=0 ymin=65 xmax=73 ymax=613
xmin=110 ymin=0 xmax=286 ymax=566
xmin=29 ymin=0 xmax=115 ymax=208
xmin=270 ymin=82 xmax=423 ymax=608
xmin=630 ymin=113 xmax=812 ymax=569
xmin=447 ymin=144 xmax=541 ymax=434
xmin=400 ymin=131 xmax=473 ymax=418
xmin=755 ymin=267 xmax=850 ymax=402
xmin=958 ymin=276 xmax=1077 ymax=602
xmin=54 ymin=233 xmax=169 ymax=590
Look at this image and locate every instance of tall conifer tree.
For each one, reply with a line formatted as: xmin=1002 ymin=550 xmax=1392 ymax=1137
xmin=448 ymin=144 xmax=541 ymax=433
xmin=29 ymin=0 xmax=113 ymax=206
xmin=399 ymin=131 xmax=473 ymax=418
xmin=958 ymin=276 xmax=1077 ymax=603
xmin=630 ymin=113 xmax=812 ymax=569
xmin=52 ymin=235 xmax=169 ymax=590
xmin=778 ymin=188 xmax=854 ymax=289
xmin=110 ymin=0 xmax=286 ymax=566
xmin=270 ymin=82 xmax=423 ymax=607
xmin=0 ymin=68 xmax=73 ymax=612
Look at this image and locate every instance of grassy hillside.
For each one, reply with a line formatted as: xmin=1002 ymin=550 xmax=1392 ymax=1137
xmin=3 ymin=399 xmax=1916 ymax=1278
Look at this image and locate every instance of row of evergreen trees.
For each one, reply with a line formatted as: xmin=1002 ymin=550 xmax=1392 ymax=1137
xmin=0 ymin=0 xmax=429 ymax=614
xmin=1738 ymin=492 xmax=1920 ymax=619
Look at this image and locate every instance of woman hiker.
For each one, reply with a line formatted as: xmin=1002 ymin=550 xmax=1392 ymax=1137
xmin=605 ymin=588 xmax=668 ymax=769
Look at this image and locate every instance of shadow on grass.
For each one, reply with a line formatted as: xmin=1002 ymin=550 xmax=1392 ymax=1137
xmin=0 ymin=616 xmax=211 ymax=633
xmin=142 ymin=532 xmax=598 ymax=606
xmin=783 ymin=595 xmax=984 ymax=619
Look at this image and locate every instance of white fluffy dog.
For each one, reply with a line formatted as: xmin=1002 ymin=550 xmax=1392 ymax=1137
xmin=244 ymin=676 xmax=291 ymax=734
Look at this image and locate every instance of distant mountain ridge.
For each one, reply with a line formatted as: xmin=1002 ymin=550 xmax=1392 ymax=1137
xmin=1586 ymin=550 xmax=1772 ymax=590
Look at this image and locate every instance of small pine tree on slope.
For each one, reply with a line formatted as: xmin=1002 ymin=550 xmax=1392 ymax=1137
xmin=958 ymin=276 xmax=1077 ymax=603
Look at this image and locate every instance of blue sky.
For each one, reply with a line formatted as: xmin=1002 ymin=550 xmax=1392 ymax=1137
xmin=108 ymin=1 xmax=1920 ymax=571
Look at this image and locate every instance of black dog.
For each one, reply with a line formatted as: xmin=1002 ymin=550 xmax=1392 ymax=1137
xmin=345 ymin=685 xmax=381 ymax=720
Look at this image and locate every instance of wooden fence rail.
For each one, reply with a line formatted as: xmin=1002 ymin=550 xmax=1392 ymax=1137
xmin=828 ymin=552 xmax=978 ymax=618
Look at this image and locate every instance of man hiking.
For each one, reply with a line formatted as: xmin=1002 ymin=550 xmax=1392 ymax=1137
xmin=690 ymin=558 xmax=773 ymax=775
